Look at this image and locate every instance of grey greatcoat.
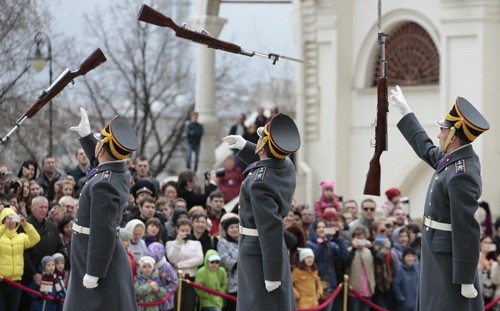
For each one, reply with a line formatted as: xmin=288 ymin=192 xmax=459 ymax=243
xmin=398 ymin=113 xmax=483 ymax=311
xmin=235 ymin=142 xmax=296 ymax=311
xmin=63 ymin=135 xmax=137 ymax=311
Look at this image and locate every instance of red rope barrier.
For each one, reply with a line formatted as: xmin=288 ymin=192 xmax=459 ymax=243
xmin=349 ymin=287 xmax=388 ymax=311
xmin=485 ymin=295 xmax=500 ymax=311
xmin=1 ymin=276 xmax=174 ymax=307
xmin=136 ymin=290 xmax=175 ymax=307
xmin=1 ymin=277 xmax=63 ymax=302
xmin=297 ymin=284 xmax=343 ymax=311
xmin=185 ymin=280 xmax=237 ymax=301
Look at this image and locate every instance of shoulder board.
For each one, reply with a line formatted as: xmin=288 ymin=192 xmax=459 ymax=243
xmin=100 ymin=170 xmax=112 ymax=182
xmin=254 ymin=167 xmax=267 ymax=181
xmin=455 ymin=159 xmax=466 ymax=173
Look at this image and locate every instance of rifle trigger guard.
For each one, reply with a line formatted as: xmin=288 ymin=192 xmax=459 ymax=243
xmin=181 ymin=22 xmax=191 ymax=30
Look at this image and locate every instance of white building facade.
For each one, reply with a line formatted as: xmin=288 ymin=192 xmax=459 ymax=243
xmin=290 ymin=0 xmax=500 ymax=217
xmin=191 ymin=0 xmax=499 ymax=218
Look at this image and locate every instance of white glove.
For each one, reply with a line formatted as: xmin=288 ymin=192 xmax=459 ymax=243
xmin=223 ymin=135 xmax=246 ymax=150
xmin=461 ymin=284 xmax=477 ymax=299
xmin=390 ymin=85 xmax=412 ymax=116
xmin=70 ymin=107 xmax=91 ymax=137
xmin=265 ymin=280 xmax=281 ymax=292
xmin=83 ymin=274 xmax=99 ymax=289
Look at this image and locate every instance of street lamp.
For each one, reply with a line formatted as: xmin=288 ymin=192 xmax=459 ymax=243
xmin=28 ymin=32 xmax=53 ymax=155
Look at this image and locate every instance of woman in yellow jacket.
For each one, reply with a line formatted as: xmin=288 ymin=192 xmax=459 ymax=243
xmin=0 ymin=207 xmax=40 ymax=311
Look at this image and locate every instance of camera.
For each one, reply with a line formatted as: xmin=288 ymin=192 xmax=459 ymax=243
xmin=205 ymin=168 xmax=225 ymax=180
xmin=8 ymin=180 xmax=20 ymax=190
xmin=357 ymin=239 xmax=367 ymax=246
xmin=324 ymin=227 xmax=336 ymax=235
xmin=400 ymin=197 xmax=410 ymax=204
xmin=1 ymin=201 xmax=10 ymax=208
xmin=375 ymin=235 xmax=387 ymax=246
xmin=9 ymin=215 xmax=21 ymax=222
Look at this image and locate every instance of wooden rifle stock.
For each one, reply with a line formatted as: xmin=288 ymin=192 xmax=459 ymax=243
xmin=0 ymin=48 xmax=107 ymax=150
xmin=137 ymin=4 xmax=242 ymax=54
xmin=363 ymin=77 xmax=388 ymax=196
xmin=25 ymin=48 xmax=107 ymax=118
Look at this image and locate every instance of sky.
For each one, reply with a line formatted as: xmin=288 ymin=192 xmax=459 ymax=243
xmin=47 ymin=0 xmax=297 ymax=78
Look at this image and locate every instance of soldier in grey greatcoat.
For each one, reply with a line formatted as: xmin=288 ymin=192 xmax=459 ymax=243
xmin=223 ymin=113 xmax=301 ymax=311
xmin=63 ymin=108 xmax=138 ymax=311
xmin=391 ymin=86 xmax=489 ymax=311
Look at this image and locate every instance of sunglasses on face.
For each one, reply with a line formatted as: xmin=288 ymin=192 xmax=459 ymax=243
xmin=209 ymin=261 xmax=220 ymax=264
xmin=363 ymin=207 xmax=375 ymax=212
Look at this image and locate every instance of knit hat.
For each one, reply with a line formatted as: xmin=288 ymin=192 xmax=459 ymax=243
xmin=385 ymin=187 xmax=401 ymax=201
xmin=298 ymin=247 xmax=314 ymax=262
xmin=322 ymin=209 xmax=338 ymax=221
xmin=41 ymin=256 xmax=55 ymax=270
xmin=221 ymin=215 xmax=240 ymax=231
xmin=320 ymin=180 xmax=334 ymax=193
xmin=139 ymin=256 xmax=156 ymax=268
xmin=52 ymin=253 xmax=65 ymax=264
xmin=118 ymin=228 xmax=132 ymax=241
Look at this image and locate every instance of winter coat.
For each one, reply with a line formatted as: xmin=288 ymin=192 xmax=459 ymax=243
xmin=306 ymin=234 xmax=350 ymax=290
xmin=291 ymin=267 xmax=322 ymax=308
xmin=63 ymin=134 xmax=137 ymax=311
xmin=135 ymin=269 xmax=167 ymax=311
xmin=21 ymin=215 xmax=64 ymax=284
xmin=314 ymin=180 xmax=342 ymax=218
xmin=166 ymin=239 xmax=203 ymax=278
xmin=398 ymin=113 xmax=484 ymax=310
xmin=0 ymin=208 xmax=40 ymax=281
xmin=217 ymin=166 xmax=243 ymax=202
xmin=235 ymin=142 xmax=296 ymax=310
xmin=144 ymin=242 xmax=178 ymax=311
xmin=392 ymin=263 xmax=419 ymax=311
xmin=218 ymin=237 xmax=239 ymax=293
xmin=194 ymin=249 xmax=228 ymax=309
xmin=349 ymin=247 xmax=376 ymax=296
xmin=125 ymin=219 xmax=147 ymax=263
xmin=28 ymin=272 xmax=66 ymax=311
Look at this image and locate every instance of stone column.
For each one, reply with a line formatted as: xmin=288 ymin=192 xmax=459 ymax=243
xmin=188 ymin=13 xmax=227 ymax=176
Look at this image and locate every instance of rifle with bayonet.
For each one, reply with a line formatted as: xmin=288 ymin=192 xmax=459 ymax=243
xmin=0 ymin=48 xmax=107 ymax=151
xmin=363 ymin=0 xmax=388 ymax=196
xmin=137 ymin=4 xmax=308 ymax=65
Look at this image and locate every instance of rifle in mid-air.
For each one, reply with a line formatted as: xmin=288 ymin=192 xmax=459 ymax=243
xmin=0 ymin=48 xmax=107 ymax=151
xmin=363 ymin=0 xmax=388 ymax=196
xmin=137 ymin=4 xmax=308 ymax=65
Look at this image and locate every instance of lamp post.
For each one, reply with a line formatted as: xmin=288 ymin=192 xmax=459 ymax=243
xmin=28 ymin=32 xmax=53 ymax=155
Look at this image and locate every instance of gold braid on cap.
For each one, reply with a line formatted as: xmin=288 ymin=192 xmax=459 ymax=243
xmin=254 ymin=123 xmax=288 ymax=159
xmin=101 ymin=125 xmax=128 ymax=160
xmin=255 ymin=123 xmax=270 ymax=155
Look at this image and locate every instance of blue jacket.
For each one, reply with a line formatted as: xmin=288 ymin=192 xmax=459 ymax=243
xmin=306 ymin=231 xmax=350 ymax=289
xmin=392 ymin=262 xmax=419 ymax=311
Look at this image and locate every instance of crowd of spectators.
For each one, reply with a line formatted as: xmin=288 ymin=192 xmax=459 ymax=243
xmin=0 ymin=107 xmax=497 ymax=311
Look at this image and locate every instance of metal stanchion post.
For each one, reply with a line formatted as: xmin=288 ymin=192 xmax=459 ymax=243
xmin=177 ymin=270 xmax=183 ymax=311
xmin=343 ymin=274 xmax=349 ymax=311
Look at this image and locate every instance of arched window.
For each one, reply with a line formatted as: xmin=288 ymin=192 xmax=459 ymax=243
xmin=372 ymin=22 xmax=439 ymax=86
